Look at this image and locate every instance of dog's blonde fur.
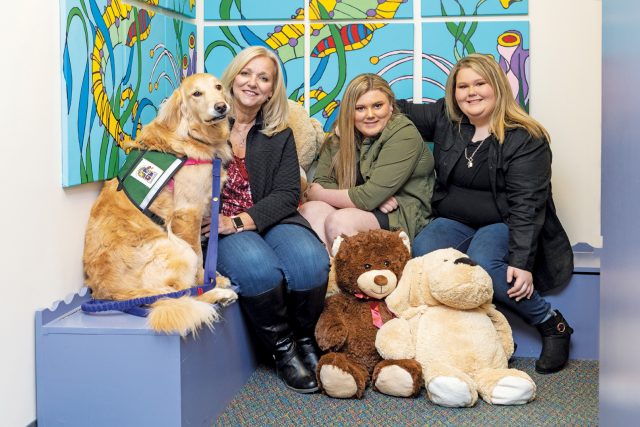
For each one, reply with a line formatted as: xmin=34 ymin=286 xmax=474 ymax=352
xmin=83 ymin=73 xmax=236 ymax=336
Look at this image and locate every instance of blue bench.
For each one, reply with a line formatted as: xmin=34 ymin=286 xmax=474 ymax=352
xmin=35 ymin=289 xmax=257 ymax=426
xmin=504 ymin=244 xmax=600 ymax=360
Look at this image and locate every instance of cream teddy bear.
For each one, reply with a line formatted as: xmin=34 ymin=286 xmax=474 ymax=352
xmin=375 ymin=248 xmax=537 ymax=407
xmin=286 ymin=100 xmax=325 ymax=192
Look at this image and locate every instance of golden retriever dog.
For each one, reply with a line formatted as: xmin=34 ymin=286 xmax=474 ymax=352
xmin=83 ymin=73 xmax=237 ymax=336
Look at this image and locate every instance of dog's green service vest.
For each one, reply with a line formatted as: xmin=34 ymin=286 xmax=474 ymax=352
xmin=116 ymin=149 xmax=185 ymax=214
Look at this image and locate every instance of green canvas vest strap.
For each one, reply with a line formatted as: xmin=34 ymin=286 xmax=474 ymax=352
xmin=116 ymin=149 xmax=185 ymax=216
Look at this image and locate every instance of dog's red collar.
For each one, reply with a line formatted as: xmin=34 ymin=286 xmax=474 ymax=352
xmin=167 ymin=158 xmax=213 ymax=191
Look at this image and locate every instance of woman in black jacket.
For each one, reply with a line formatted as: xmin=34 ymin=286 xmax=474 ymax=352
xmin=398 ymin=53 xmax=574 ymax=374
xmin=207 ymin=46 xmax=329 ymax=393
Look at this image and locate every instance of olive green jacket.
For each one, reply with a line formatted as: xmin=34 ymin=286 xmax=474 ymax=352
xmin=314 ymin=114 xmax=434 ymax=240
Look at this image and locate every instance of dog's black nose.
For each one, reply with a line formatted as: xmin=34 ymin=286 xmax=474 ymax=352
xmin=454 ymin=257 xmax=478 ymax=267
xmin=214 ymin=102 xmax=228 ymax=114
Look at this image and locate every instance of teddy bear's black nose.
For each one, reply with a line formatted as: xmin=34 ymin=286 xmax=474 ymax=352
xmin=454 ymin=257 xmax=478 ymax=267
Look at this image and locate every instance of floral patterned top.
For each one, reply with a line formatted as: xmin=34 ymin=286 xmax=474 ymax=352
xmin=221 ymin=155 xmax=253 ymax=216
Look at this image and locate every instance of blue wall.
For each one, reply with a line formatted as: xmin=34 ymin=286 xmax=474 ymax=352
xmin=600 ymin=0 xmax=640 ymax=423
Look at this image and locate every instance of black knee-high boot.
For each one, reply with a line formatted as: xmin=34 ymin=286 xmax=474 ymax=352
xmin=535 ymin=310 xmax=574 ymax=374
xmin=287 ymin=285 xmax=327 ymax=374
xmin=239 ymin=286 xmax=318 ymax=393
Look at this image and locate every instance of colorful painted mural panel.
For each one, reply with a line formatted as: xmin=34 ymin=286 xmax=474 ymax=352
xmin=203 ymin=24 xmax=305 ymax=100
xmin=142 ymin=0 xmax=196 ymax=18
xmin=61 ymin=0 xmax=196 ymax=186
xmin=62 ymin=1 xmax=532 ymax=186
xmin=307 ymin=0 xmax=413 ymax=20
xmin=309 ymin=23 xmax=414 ymax=131
xmin=423 ymin=0 xmax=528 ymax=17
xmin=204 ymin=0 xmax=304 ymax=20
xmin=422 ymin=21 xmax=529 ymax=110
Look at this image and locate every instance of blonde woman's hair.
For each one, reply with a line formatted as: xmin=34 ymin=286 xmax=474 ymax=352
xmin=444 ymin=53 xmax=550 ymax=144
xmin=221 ymin=46 xmax=289 ymax=136
xmin=329 ymin=73 xmax=400 ymax=189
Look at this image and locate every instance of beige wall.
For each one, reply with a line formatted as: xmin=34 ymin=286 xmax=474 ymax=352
xmin=530 ymin=0 xmax=602 ymax=248
xmin=0 ymin=1 xmax=100 ymax=425
xmin=0 ymin=0 xmax=601 ymax=424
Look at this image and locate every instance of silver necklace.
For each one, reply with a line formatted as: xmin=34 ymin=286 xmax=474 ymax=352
xmin=464 ymin=136 xmax=489 ymax=168
xmin=231 ymin=120 xmax=255 ymax=147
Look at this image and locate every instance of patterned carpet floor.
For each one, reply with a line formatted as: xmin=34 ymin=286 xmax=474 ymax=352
xmin=215 ymin=358 xmax=598 ymax=427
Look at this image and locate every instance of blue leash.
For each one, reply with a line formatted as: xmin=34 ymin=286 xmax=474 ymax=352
xmin=82 ymin=158 xmax=223 ymax=317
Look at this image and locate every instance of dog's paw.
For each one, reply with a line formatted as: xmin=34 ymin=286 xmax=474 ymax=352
xmin=215 ymin=272 xmax=232 ymax=288
xmin=196 ymin=268 xmax=205 ymax=285
xmin=198 ymin=287 xmax=238 ymax=306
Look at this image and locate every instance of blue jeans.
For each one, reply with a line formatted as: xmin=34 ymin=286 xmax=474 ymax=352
xmin=217 ymin=224 xmax=330 ymax=297
xmin=412 ymin=218 xmax=551 ymax=325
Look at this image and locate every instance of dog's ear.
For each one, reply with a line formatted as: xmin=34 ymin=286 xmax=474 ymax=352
xmin=156 ymin=88 xmax=184 ymax=129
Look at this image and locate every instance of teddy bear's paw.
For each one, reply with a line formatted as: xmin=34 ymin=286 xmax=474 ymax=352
xmin=489 ymin=376 xmax=536 ymax=405
xmin=319 ymin=365 xmax=359 ymax=398
xmin=427 ymin=376 xmax=476 ymax=407
xmin=374 ymin=365 xmax=416 ymax=397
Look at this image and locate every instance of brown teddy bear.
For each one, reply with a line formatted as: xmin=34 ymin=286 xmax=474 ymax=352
xmin=377 ymin=248 xmax=537 ymax=407
xmin=315 ymin=230 xmax=424 ymax=399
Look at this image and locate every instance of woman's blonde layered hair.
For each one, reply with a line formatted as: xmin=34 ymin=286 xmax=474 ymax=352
xmin=221 ymin=46 xmax=289 ymax=136
xmin=329 ymin=73 xmax=400 ymax=189
xmin=444 ymin=53 xmax=550 ymax=144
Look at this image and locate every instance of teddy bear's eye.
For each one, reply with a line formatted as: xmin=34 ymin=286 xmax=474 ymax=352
xmin=383 ymin=260 xmax=390 ymax=267
xmin=364 ymin=263 xmax=372 ymax=270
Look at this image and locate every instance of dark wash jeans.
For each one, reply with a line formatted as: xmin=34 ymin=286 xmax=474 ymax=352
xmin=217 ymin=224 xmax=329 ymax=297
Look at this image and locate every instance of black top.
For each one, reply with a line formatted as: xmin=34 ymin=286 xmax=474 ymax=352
xmin=435 ymin=137 xmax=502 ymax=228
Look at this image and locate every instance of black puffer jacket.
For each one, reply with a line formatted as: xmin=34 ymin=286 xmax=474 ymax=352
xmin=398 ymin=99 xmax=573 ymax=292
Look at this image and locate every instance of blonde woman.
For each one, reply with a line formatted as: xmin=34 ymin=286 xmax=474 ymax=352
xmin=299 ymin=73 xmax=434 ymax=249
xmin=399 ymin=53 xmax=574 ymax=374
xmin=207 ymin=46 xmax=329 ymax=393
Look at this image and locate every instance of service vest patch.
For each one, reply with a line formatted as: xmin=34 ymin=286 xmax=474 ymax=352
xmin=117 ymin=149 xmax=185 ymax=214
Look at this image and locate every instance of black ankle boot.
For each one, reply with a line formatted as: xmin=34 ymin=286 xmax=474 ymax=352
xmin=286 ymin=286 xmax=327 ymax=374
xmin=239 ymin=286 xmax=318 ymax=393
xmin=274 ymin=337 xmax=318 ymax=393
xmin=535 ymin=310 xmax=574 ymax=374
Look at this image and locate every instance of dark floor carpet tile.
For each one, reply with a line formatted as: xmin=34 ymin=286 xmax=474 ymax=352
xmin=215 ymin=358 xmax=598 ymax=427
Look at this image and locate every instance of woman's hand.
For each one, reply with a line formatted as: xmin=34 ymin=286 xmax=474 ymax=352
xmin=378 ymin=196 xmax=398 ymax=214
xmin=304 ymin=183 xmax=325 ymax=201
xmin=218 ymin=214 xmax=236 ymax=235
xmin=506 ymin=266 xmax=534 ymax=301
xmin=201 ymin=217 xmax=211 ymax=238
